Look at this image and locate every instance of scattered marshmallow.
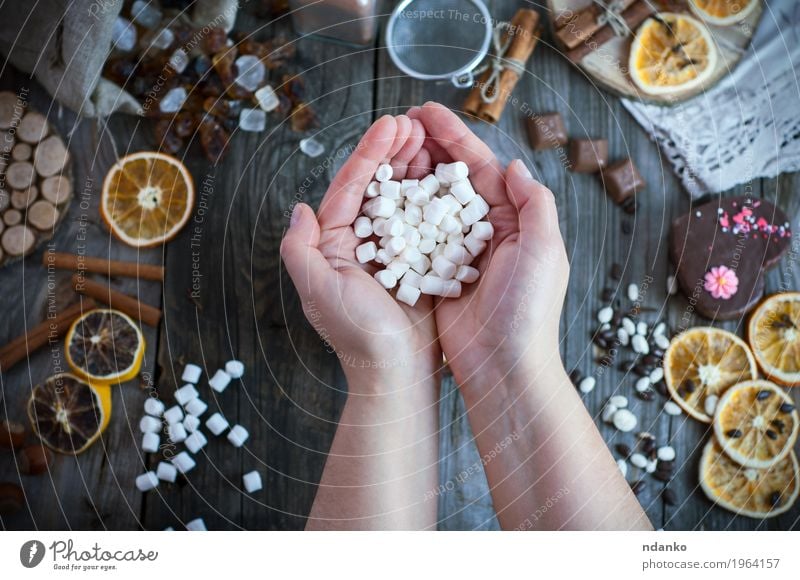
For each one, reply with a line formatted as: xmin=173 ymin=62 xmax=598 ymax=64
xmin=174 ymin=384 xmax=199 ymax=406
xmin=206 ymin=413 xmax=230 ymax=436
xmin=168 ymin=422 xmax=188 ymax=443
xmin=142 ymin=432 xmax=160 ymax=453
xmin=225 ymin=360 xmax=245 ymax=379
xmin=181 ymin=364 xmax=202 ymax=384
xmin=186 ymin=518 xmax=207 ymax=531
xmin=143 ymin=398 xmax=165 ymax=417
xmin=184 ymin=398 xmax=208 ymax=417
xmin=140 ymin=415 xmax=162 ymax=433
xmin=354 ymin=216 xmax=373 ymax=238
xmin=455 ymin=265 xmax=479 ymax=284
xmin=375 ymin=163 xmax=393 ymax=182
xmin=163 ymin=405 xmax=184 ymax=425
xmin=183 ymin=414 xmax=201 ymax=432
xmin=136 ymin=471 xmax=159 ymax=492
xmin=209 ymin=369 xmax=232 ymax=393
xmin=396 ymin=284 xmax=421 ymax=307
xmin=185 ymin=430 xmax=208 ymax=454
xmin=242 ymin=470 xmax=263 ymax=493
xmin=157 ymin=461 xmax=177 ymax=482
xmin=227 ymin=424 xmax=250 ymax=447
xmin=172 ymin=451 xmax=197 ymax=474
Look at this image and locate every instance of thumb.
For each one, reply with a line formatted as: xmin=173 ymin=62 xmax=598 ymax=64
xmin=505 ymin=159 xmax=561 ymax=241
xmin=280 ymin=203 xmax=332 ymax=305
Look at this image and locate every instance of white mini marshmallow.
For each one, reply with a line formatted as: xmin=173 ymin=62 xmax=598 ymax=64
xmin=440 ymin=194 xmax=462 ymax=215
xmin=163 ymin=405 xmax=184 ymax=425
xmin=186 ymin=518 xmax=207 ymax=531
xmin=144 ymin=398 xmax=165 ymax=417
xmin=183 ymin=414 xmax=201 ymax=433
xmin=418 ymin=221 xmax=439 ymax=239
xmin=401 ymin=246 xmax=422 ymax=264
xmin=420 ymin=275 xmax=445 ymax=296
xmin=225 ymin=360 xmax=245 ymax=379
xmin=375 ymin=249 xmax=390 ymax=264
xmin=435 ymin=230 xmax=447 ymax=243
xmin=450 ymin=180 xmax=476 ymax=205
xmin=354 ymin=216 xmax=373 ymax=238
xmin=375 ymin=163 xmax=393 ymax=182
xmin=447 ymin=232 xmax=464 ymax=245
xmin=142 ymin=431 xmax=160 ymax=453
xmin=227 ymin=424 xmax=250 ymax=447
xmin=356 ymin=241 xmax=377 ymax=264
xmin=386 ymin=217 xmax=404 ymax=237
xmin=185 ymin=430 xmax=208 ymax=454
xmin=419 ymin=174 xmax=440 ymax=194
xmin=403 ymin=229 xmax=421 ymax=248
xmin=184 ymin=398 xmax=208 ymax=417
xmin=441 ymin=279 xmax=462 ymax=298
xmin=156 ymin=461 xmax=177 ymax=482
xmin=379 ymin=235 xmax=390 ymax=248
xmin=404 ymin=204 xmax=422 ymax=226
xmin=430 ymin=243 xmax=445 ymax=261
xmin=455 ymin=265 xmax=480 ymax=283
xmin=401 ymin=270 xmax=424 ymax=289
xmin=436 ymin=161 xmax=468 ymax=184
xmin=136 ymin=471 xmax=159 ymax=492
xmin=385 ymin=236 xmax=406 ymax=257
xmin=380 ymin=180 xmax=401 ymax=200
xmin=464 ymin=233 xmax=487 ymax=258
xmin=432 ymin=255 xmax=457 ymax=280
xmin=209 ymin=369 xmax=232 ymax=393
xmin=443 ymin=243 xmax=470 ymax=265
xmin=439 ymin=213 xmax=461 ymax=235
xmin=174 ymin=384 xmax=199 ymax=406
xmin=386 ymin=260 xmax=410 ymax=278
xmin=401 ymin=179 xmax=419 ymax=192
xmin=470 ymin=221 xmax=494 ymax=241
xmin=372 ymin=217 xmax=387 ymax=236
xmin=418 ymin=239 xmax=436 ymax=254
xmin=243 ymin=470 xmax=263 ymax=493
xmin=365 ymin=181 xmax=380 ymax=198
xmin=397 ymin=284 xmax=422 ymax=307
xmin=172 ymin=451 xmax=196 ymax=474
xmin=407 ymin=187 xmax=429 ymax=206
xmin=181 ymin=364 xmax=202 ymax=384
xmin=374 ymin=269 xmax=398 ymax=289
xmin=362 ymin=196 xmax=396 ymax=219
xmin=460 ymin=195 xmax=490 ymax=226
xmin=140 ymin=415 xmax=162 ymax=433
xmin=168 ymin=422 xmax=188 ymax=443
xmin=409 ymin=255 xmax=431 ymax=275
xmin=423 ymin=198 xmax=447 ymax=226
xmin=205 ymin=412 xmax=230 ymax=436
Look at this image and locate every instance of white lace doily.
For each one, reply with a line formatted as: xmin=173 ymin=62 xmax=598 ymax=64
xmin=622 ymin=0 xmax=800 ymax=198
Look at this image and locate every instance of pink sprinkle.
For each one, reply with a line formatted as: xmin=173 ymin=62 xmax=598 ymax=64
xmin=704 ymin=266 xmax=739 ymax=300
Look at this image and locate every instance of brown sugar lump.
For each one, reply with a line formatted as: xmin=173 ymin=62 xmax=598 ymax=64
xmin=569 ymin=139 xmax=608 ymax=173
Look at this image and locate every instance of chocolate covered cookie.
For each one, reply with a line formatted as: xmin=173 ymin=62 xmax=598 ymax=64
xmin=670 ymin=197 xmax=792 ymax=320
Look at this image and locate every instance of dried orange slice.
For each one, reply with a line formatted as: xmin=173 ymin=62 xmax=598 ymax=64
xmin=699 ymin=439 xmax=798 ymax=519
xmin=748 ymin=292 xmax=800 ymax=386
xmin=629 ymin=13 xmax=718 ymax=96
xmin=664 ymin=327 xmax=757 ymax=422
xmin=101 ymin=151 xmax=194 ymax=247
xmin=689 ymin=0 xmax=759 ymax=26
xmin=713 ymin=380 xmax=798 ymax=468
xmin=27 ymin=374 xmax=111 ymax=455
xmin=65 ymin=309 xmax=145 ymax=386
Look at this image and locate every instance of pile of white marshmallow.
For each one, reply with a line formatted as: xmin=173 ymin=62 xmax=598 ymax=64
xmin=354 ymin=161 xmax=493 ymax=306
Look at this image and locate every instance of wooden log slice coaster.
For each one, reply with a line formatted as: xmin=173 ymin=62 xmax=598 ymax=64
xmin=10 ymin=186 xmax=37 ymax=210
xmin=3 ymin=208 xmax=22 ymax=226
xmin=11 ymin=142 xmax=31 ymax=161
xmin=40 ymin=175 xmax=72 ymax=205
xmin=27 ymin=200 xmax=60 ymax=232
xmin=1 ymin=225 xmax=36 ymax=257
xmin=5 ymin=161 xmax=35 ymax=190
xmin=17 ymin=112 xmax=49 ymax=144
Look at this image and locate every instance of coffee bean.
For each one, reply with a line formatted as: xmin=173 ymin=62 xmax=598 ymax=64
xmin=601 ymin=329 xmax=617 ymax=342
xmin=643 ymin=354 xmax=661 ymax=366
xmin=658 ymin=460 xmax=674 ymax=471
xmin=756 ymin=390 xmax=772 ymax=401
xmin=596 ymin=354 xmax=615 ymax=366
xmin=602 ymin=287 xmax=615 ymax=302
xmin=634 ymin=363 xmax=652 ymax=377
xmin=631 ymin=480 xmax=646 ymax=495
xmin=621 ymin=220 xmax=632 ymax=235
xmin=653 ymin=470 xmax=672 ymax=482
xmin=654 ymin=381 xmax=668 ymax=396
xmin=569 ymin=369 xmax=582 ymax=384
xmin=765 ymin=429 xmax=778 ymax=440
xmin=770 ymin=491 xmax=781 ymax=507
xmin=611 ymin=263 xmax=623 ymax=280
xmin=779 ymin=402 xmax=795 ymax=414
xmin=618 ymin=359 xmax=636 ymax=372
xmin=642 ymin=438 xmax=656 ymax=454
xmin=726 ymin=429 xmax=743 ymax=438
xmin=637 ymin=389 xmax=655 ymax=402
xmin=593 ymin=335 xmax=609 ymax=349
xmin=662 ymin=488 xmax=677 ymax=506
xmin=615 ymin=443 xmax=632 ymax=458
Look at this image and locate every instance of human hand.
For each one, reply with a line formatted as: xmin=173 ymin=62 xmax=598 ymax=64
xmin=409 ymin=102 xmax=570 ymax=394
xmin=281 ymin=115 xmax=441 ymax=392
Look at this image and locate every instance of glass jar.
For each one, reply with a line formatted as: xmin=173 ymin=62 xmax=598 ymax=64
xmin=289 ymin=0 xmax=378 ymax=46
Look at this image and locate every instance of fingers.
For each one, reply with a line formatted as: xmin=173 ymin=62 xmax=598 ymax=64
xmin=280 ymin=203 xmax=334 ymax=304
xmin=317 ymin=115 xmax=397 ymax=232
xmin=387 ymin=114 xmax=412 ymax=160
xmin=390 ymin=118 xmax=426 ymax=180
xmin=505 ymin=159 xmax=560 ymax=242
xmin=406 ymin=146 xmax=432 ymax=180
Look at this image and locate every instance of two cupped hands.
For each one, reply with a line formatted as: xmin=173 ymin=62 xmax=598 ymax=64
xmin=280 ymin=102 xmax=570 ymax=398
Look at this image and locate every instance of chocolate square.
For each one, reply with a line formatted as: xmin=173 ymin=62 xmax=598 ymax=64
xmin=568 ymin=139 xmax=608 ymax=173
xmin=526 ymin=113 xmax=568 ymax=151
xmin=602 ymin=158 xmax=645 ymax=204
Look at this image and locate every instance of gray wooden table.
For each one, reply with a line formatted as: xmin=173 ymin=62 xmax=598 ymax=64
xmin=1 ymin=0 xmax=798 ymax=531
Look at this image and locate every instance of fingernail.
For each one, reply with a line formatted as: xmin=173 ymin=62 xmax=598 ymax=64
xmin=516 ymin=160 xmax=533 ymax=179
xmin=290 ymin=204 xmax=302 ymax=227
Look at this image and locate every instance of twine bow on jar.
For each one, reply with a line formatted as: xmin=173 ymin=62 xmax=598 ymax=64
xmin=594 ymin=0 xmax=632 ymax=37
xmin=468 ymin=21 xmax=528 ymax=104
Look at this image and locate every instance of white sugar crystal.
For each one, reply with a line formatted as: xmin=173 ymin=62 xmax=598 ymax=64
xmin=432 ymin=255 xmax=457 ymax=280
xmin=227 ymin=425 xmax=250 ymax=447
xmin=469 ymin=221 xmax=494 ymax=241
xmin=455 ymin=265 xmax=479 ymax=283
xmin=354 ymin=216 xmax=373 ymax=238
xmin=420 ymin=275 xmax=445 ymax=296
xmin=435 ymin=230 xmax=447 ymax=243
xmin=374 ymin=269 xmax=398 ymax=289
xmin=172 ymin=451 xmax=196 ymax=474
xmin=205 ymin=413 xmax=230 ymax=436
xmin=159 ymin=87 xmax=186 ymax=113
xmin=239 ymin=108 xmax=266 ymax=132
xmin=183 ymin=414 xmax=201 ymax=433
xmin=131 ymin=0 xmax=162 ymax=28
xmin=185 ymin=430 xmax=208 ymax=454
xmin=140 ymin=415 xmax=162 ymax=433
xmin=174 ymin=384 xmax=199 ymax=406
xmin=243 ymin=470 xmax=263 ymax=493
xmin=113 ymin=17 xmax=137 ymax=52
xmin=356 ymin=241 xmax=377 ymax=264
xmin=299 ymin=137 xmax=325 ymax=158
xmin=142 ymin=432 xmax=160 ymax=453
xmin=157 ymin=461 xmax=177 ymax=482
xmin=209 ymin=369 xmax=232 ymax=393
xmin=185 ymin=398 xmax=208 ymax=417
xmin=182 ymin=363 xmax=202 ymax=384
xmin=144 ymin=397 xmax=165 ymax=417
xmin=136 ymin=471 xmax=159 ymax=492
xmin=163 ymin=405 xmax=184 ymax=425
xmin=234 ymin=55 xmax=265 ymax=92
xmin=375 ymin=164 xmax=393 ymax=182
xmin=397 ymin=284 xmax=421 ymax=306
xmin=612 ymin=409 xmax=637 ymax=432
xmin=168 ymin=422 xmax=187 ymax=443
xmin=653 ymin=322 xmax=667 ymax=336
xmin=255 ymin=85 xmax=280 ymax=112
xmin=225 ymin=360 xmax=245 ymax=379
xmin=430 ymin=243 xmax=445 ymax=260
xmin=168 ymin=48 xmax=189 ymax=73
xmin=186 ymin=518 xmax=207 ymax=531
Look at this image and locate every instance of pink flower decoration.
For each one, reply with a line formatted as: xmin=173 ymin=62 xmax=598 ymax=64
xmin=704 ymin=266 xmax=739 ymax=300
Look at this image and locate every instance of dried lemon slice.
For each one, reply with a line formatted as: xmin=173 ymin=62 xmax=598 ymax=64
xmin=689 ymin=0 xmax=759 ymax=26
xmin=65 ymin=309 xmax=145 ymax=386
xmin=629 ymin=13 xmax=718 ymax=96
xmin=664 ymin=327 xmax=757 ymax=422
xmin=700 ymin=439 xmax=798 ymax=519
xmin=748 ymin=292 xmax=800 ymax=386
xmin=27 ymin=374 xmax=111 ymax=455
xmin=713 ymin=380 xmax=798 ymax=468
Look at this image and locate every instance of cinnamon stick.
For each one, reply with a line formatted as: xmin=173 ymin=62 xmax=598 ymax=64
xmin=567 ymin=1 xmax=654 ymax=63
xmin=0 ymin=298 xmax=97 ymax=372
xmin=556 ymin=0 xmax=638 ymax=50
xmin=72 ymin=275 xmax=161 ymax=327
xmin=44 ymin=252 xmax=164 ymax=281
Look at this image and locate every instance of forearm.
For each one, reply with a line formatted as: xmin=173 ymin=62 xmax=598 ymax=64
xmin=461 ymin=356 xmax=652 ymax=531
xmin=306 ymin=367 xmax=440 ymax=530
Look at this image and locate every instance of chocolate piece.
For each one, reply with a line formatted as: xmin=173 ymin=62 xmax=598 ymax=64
xmin=602 ymin=158 xmax=646 ymax=204
xmin=670 ymin=197 xmax=792 ymax=320
xmin=569 ymin=139 xmax=608 ymax=173
xmin=526 ymin=113 xmax=568 ymax=151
